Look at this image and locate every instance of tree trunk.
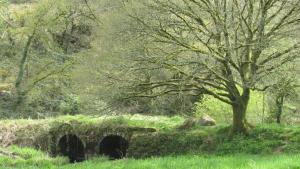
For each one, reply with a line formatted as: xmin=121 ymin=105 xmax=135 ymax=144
xmin=231 ymin=103 xmax=248 ymax=134
xmin=275 ymin=96 xmax=284 ymax=124
xmin=276 ymin=113 xmax=281 ymax=124
xmin=14 ymin=32 xmax=35 ymax=111
xmin=230 ymin=89 xmax=250 ymax=135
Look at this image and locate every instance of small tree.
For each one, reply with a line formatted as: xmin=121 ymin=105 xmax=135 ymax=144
xmin=267 ymin=73 xmax=299 ymax=124
xmin=123 ymin=0 xmax=300 ymax=134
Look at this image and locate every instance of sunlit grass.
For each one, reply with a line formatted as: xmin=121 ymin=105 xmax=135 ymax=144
xmin=0 ymin=146 xmax=67 ymax=168
xmin=1 ymin=150 xmax=300 ymax=169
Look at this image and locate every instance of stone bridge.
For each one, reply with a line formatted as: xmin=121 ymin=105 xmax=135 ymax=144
xmin=44 ymin=122 xmax=156 ymax=163
xmin=0 ymin=119 xmax=156 ymax=163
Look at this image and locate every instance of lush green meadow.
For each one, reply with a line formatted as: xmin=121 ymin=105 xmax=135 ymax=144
xmin=47 ymin=155 xmax=300 ymax=169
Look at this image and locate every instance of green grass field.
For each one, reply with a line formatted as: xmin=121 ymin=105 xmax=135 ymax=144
xmin=50 ymin=155 xmax=300 ymax=169
xmin=1 ymin=152 xmax=300 ymax=169
xmin=1 ymin=145 xmax=300 ymax=169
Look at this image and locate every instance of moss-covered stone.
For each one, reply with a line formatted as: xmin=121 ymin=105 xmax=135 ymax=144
xmin=0 ymin=116 xmax=157 ymax=158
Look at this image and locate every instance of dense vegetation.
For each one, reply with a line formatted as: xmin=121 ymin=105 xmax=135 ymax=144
xmin=0 ymin=0 xmax=299 ymax=128
xmin=0 ymin=0 xmax=300 ymax=168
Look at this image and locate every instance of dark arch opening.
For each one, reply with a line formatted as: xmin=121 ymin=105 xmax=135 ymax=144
xmin=99 ymin=135 xmax=129 ymax=160
xmin=58 ymin=134 xmax=85 ymax=163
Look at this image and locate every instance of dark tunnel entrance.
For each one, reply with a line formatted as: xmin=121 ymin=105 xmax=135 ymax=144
xmin=99 ymin=135 xmax=129 ymax=160
xmin=58 ymin=134 xmax=85 ymax=163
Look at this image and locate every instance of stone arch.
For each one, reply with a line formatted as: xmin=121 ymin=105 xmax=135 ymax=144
xmin=58 ymin=134 xmax=85 ymax=163
xmin=99 ymin=135 xmax=129 ymax=160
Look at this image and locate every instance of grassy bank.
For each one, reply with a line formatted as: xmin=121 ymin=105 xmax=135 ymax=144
xmin=1 ymin=116 xmax=300 ymax=168
xmin=2 ymin=115 xmax=300 ymax=157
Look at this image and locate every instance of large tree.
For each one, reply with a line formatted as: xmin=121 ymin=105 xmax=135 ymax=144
xmin=124 ymin=0 xmax=300 ymax=134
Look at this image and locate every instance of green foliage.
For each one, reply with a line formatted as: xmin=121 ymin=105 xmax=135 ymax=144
xmin=1 ymin=1 xmax=300 ymax=168
xmin=265 ymin=72 xmax=300 ymax=124
xmin=58 ymin=94 xmax=80 ymax=115
xmin=0 ymin=0 xmax=96 ymax=118
xmin=1 ymin=0 xmax=298 ymax=127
